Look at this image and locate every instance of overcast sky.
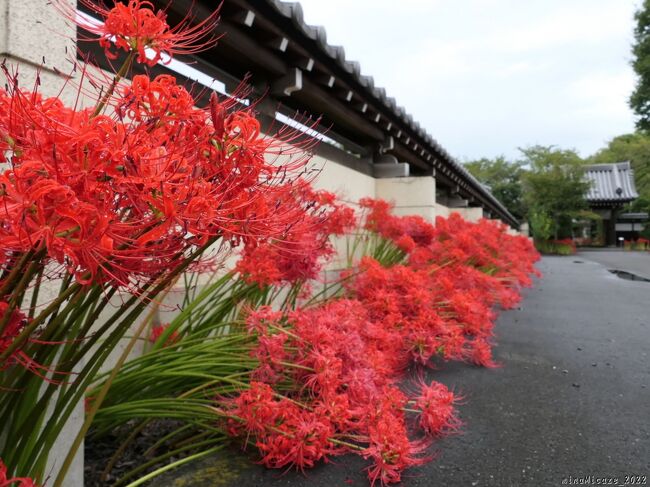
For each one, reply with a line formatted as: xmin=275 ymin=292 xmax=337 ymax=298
xmin=297 ymin=0 xmax=640 ymax=162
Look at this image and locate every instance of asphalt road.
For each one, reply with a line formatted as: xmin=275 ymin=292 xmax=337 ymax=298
xmin=161 ymin=253 xmax=650 ymax=487
xmin=576 ymin=249 xmax=650 ymax=280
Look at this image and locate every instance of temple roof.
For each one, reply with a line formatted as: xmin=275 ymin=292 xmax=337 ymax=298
xmin=116 ymin=0 xmax=521 ymax=227
xmin=584 ymin=162 xmax=638 ymax=204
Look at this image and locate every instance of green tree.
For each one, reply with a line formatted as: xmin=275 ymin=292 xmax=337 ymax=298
xmin=520 ymin=146 xmax=590 ymax=240
xmin=464 ymin=156 xmax=526 ymax=219
xmin=588 ymin=133 xmax=650 ymax=213
xmin=631 ymin=0 xmax=650 ymax=130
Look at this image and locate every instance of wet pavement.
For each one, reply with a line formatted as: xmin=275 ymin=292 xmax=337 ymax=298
xmin=577 ymin=249 xmax=650 ymax=280
xmin=159 ymin=253 xmax=650 ymax=487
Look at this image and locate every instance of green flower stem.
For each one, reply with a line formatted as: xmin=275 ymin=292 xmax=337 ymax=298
xmin=0 ymin=281 xmax=82 ymax=364
xmin=53 ymin=240 xmax=216 ymax=487
xmin=115 ymin=437 xmax=223 ymax=487
xmin=328 ymin=438 xmax=365 ymax=452
xmin=27 ymin=267 xmax=44 ymax=321
xmin=92 ymin=51 xmax=135 ymax=118
xmin=0 ymin=254 xmax=43 ymax=334
xmin=52 ymin=294 xmax=163 ymax=486
xmin=122 ymin=445 xmax=225 ymax=487
xmin=14 ymin=294 xmax=144 ymax=477
xmin=142 ymin=424 xmax=193 ymax=457
xmin=0 ymin=249 xmax=35 ymax=298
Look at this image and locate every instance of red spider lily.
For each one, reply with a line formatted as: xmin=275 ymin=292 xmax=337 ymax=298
xmin=0 ymin=71 xmax=315 ymax=290
xmin=54 ymin=0 xmax=221 ymax=66
xmin=0 ymin=460 xmax=37 ymax=487
xmin=251 ymin=333 xmax=288 ymax=385
xmin=0 ymin=59 xmax=319 ymax=398
xmin=467 ymin=338 xmax=500 ymax=368
xmin=413 ymin=380 xmax=462 ymax=437
xmin=362 ymin=395 xmax=431 ymax=486
xmin=224 ymin=382 xmax=338 ymax=472
xmin=235 ymin=185 xmax=355 ymax=287
xmin=224 ymin=381 xmax=282 ymax=437
xmin=0 ymin=299 xmax=75 ymax=383
xmin=148 ymin=323 xmax=180 ymax=347
xmin=256 ymin=408 xmax=336 ymax=472
xmin=0 ymin=302 xmax=27 ymax=368
xmin=359 ymin=198 xmax=435 ymax=247
xmin=245 ymin=306 xmax=286 ymax=336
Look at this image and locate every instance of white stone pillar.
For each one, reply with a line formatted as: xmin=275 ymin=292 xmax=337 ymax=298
xmin=375 ymin=176 xmax=436 ymax=222
xmin=451 ymin=207 xmax=484 ymax=223
xmin=0 ymin=0 xmax=76 ymax=101
xmin=435 ymin=203 xmax=450 ymax=219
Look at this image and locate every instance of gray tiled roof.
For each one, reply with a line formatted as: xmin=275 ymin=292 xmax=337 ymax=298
xmin=264 ymin=0 xmax=518 ymax=225
xmin=584 ymin=162 xmax=638 ymax=202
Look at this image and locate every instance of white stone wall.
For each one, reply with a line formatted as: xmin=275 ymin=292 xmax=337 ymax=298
xmin=0 ymin=0 xmax=76 ymax=101
xmin=451 ymin=207 xmax=484 ymax=223
xmin=435 ymin=203 xmax=451 ymax=219
xmin=376 ymin=176 xmax=436 ymax=222
xmin=310 ymin=154 xmax=376 ymax=205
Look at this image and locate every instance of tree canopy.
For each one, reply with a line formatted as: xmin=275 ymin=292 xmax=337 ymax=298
xmin=464 ymin=156 xmax=526 ymax=220
xmin=630 ymin=0 xmax=650 ymax=130
xmin=464 ymin=147 xmax=590 ymax=240
xmin=520 ymin=146 xmax=590 ymax=240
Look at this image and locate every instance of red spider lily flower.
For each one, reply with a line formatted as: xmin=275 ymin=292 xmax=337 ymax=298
xmin=358 ymin=198 xmax=434 ymax=250
xmin=413 ymin=380 xmax=462 ymax=437
xmin=235 ymin=184 xmax=355 ymax=287
xmin=313 ymin=393 xmax=353 ymax=431
xmin=251 ymin=333 xmax=288 ymax=385
xmin=467 ymin=338 xmax=500 ymax=368
xmin=0 ymin=302 xmax=28 ymax=371
xmin=0 ymin=459 xmax=38 ymax=487
xmin=0 ymin=301 xmax=75 ymax=382
xmin=225 ymin=382 xmax=339 ymax=471
xmin=245 ymin=307 xmax=286 ymax=336
xmin=149 ymin=323 xmax=180 ymax=347
xmin=256 ymin=408 xmax=336 ymax=472
xmin=225 ymin=381 xmax=283 ymax=436
xmin=363 ymin=396 xmax=430 ymax=486
xmin=54 ymin=0 xmax=221 ymax=66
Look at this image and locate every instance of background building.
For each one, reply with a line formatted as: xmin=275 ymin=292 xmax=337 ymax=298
xmin=584 ymin=162 xmax=639 ymax=245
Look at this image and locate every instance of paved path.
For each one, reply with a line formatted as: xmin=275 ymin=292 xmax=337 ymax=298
xmin=577 ymin=249 xmax=650 ymax=280
xmin=161 ymin=254 xmax=650 ymax=487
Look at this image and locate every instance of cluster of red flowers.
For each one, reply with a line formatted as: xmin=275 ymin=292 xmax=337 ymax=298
xmin=235 ymin=185 xmax=355 ymax=287
xmin=358 ymin=197 xmax=436 ymax=253
xmin=223 ymin=301 xmax=444 ymax=484
xmin=220 ymin=200 xmax=540 ymax=485
xmin=550 ymin=238 xmax=577 ymax=253
xmin=0 ymin=73 xmax=314 ymax=290
xmin=0 ymin=460 xmax=36 ymax=487
xmin=0 ymin=0 xmax=320 ymax=382
xmin=625 ymin=237 xmax=650 ymax=251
